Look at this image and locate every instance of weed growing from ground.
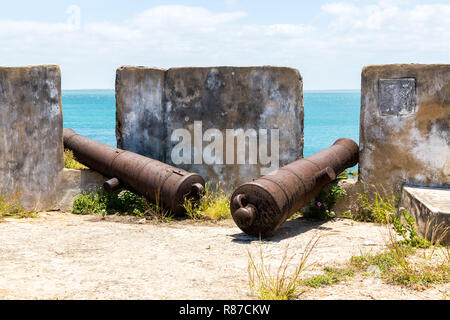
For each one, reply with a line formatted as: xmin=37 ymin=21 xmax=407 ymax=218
xmin=345 ymin=188 xmax=449 ymax=287
xmin=390 ymin=207 xmax=431 ymax=248
xmin=355 ymin=186 xmax=397 ymax=223
xmin=0 ymin=192 xmax=36 ymax=218
xmin=72 ymin=191 xmax=105 ymax=215
xmin=350 ymin=218 xmax=449 ymax=289
xmin=72 ymin=189 xmax=172 ymax=221
xmin=350 ymin=245 xmax=449 ymax=288
xmin=352 ymin=187 xmax=431 ymax=247
xmin=302 ymin=186 xmax=347 ymax=220
xmin=64 ymin=149 xmax=88 ymax=170
xmin=299 ymin=224 xmax=448 ymax=291
xmin=115 ymin=190 xmax=148 ymax=216
xmin=183 ymin=183 xmax=231 ymax=220
xmin=342 ymin=209 xmax=353 ymax=218
xmin=247 ymin=234 xmax=321 ymax=300
xmin=300 ymin=266 xmax=355 ymax=288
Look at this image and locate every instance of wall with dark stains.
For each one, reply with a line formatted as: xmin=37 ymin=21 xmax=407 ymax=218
xmin=116 ymin=67 xmax=166 ymax=161
xmin=0 ymin=65 xmax=63 ymax=211
xmin=116 ymin=66 xmax=304 ymax=190
xmin=359 ymin=64 xmax=450 ymax=195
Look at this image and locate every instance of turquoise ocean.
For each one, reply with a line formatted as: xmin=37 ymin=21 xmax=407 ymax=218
xmin=62 ymin=90 xmax=361 ymax=158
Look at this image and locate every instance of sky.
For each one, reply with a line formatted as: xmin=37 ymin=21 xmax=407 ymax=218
xmin=0 ymin=0 xmax=449 ymax=90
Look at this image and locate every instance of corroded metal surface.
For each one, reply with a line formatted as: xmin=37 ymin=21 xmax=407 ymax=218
xmin=63 ymin=129 xmax=205 ymax=216
xmin=230 ymin=138 xmax=359 ymax=237
xmin=103 ymin=178 xmax=122 ymax=193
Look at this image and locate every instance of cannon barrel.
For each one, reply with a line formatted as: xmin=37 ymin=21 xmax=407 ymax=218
xmin=230 ymin=138 xmax=359 ymax=237
xmin=63 ymin=128 xmax=205 ymax=216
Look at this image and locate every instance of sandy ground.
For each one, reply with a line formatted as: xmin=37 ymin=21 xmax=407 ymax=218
xmin=0 ymin=213 xmax=447 ymax=300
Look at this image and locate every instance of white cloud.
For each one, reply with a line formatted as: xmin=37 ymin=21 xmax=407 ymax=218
xmin=322 ymin=1 xmax=450 ymax=32
xmin=0 ymin=2 xmax=449 ymax=89
xmin=225 ymin=0 xmax=239 ymax=8
xmin=131 ymin=5 xmax=247 ymax=29
xmin=320 ymin=1 xmax=450 ymax=54
xmin=0 ymin=19 xmax=72 ymax=36
xmin=85 ymin=22 xmax=141 ymax=41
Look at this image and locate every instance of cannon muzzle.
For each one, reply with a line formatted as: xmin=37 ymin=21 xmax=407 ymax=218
xmin=230 ymin=138 xmax=359 ymax=237
xmin=63 ymin=128 xmax=205 ymax=216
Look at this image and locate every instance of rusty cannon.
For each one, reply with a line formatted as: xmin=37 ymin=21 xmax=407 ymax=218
xmin=230 ymin=138 xmax=359 ymax=237
xmin=63 ymin=129 xmax=205 ymax=216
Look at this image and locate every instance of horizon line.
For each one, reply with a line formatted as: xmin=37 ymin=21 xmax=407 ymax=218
xmin=61 ymin=88 xmax=361 ymax=92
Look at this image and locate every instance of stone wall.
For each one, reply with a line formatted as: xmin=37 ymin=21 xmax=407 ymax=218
xmin=0 ymin=65 xmax=63 ymax=211
xmin=116 ymin=67 xmax=166 ymax=161
xmin=400 ymin=186 xmax=449 ymax=244
xmin=116 ymin=66 xmax=304 ymax=190
xmin=55 ymin=169 xmax=107 ymax=212
xmin=359 ymin=64 xmax=450 ymax=195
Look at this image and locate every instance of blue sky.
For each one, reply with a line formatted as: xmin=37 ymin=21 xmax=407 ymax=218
xmin=1 ymin=0 xmax=449 ymax=89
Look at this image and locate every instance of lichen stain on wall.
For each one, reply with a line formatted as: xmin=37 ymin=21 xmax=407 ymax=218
xmin=360 ymin=64 xmax=450 ymax=195
xmin=0 ymin=65 xmax=63 ymax=211
xmin=116 ymin=66 xmax=304 ymax=191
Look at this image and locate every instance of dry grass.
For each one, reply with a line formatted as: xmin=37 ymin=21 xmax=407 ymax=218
xmin=347 ymin=188 xmax=449 ymax=289
xmin=0 ymin=192 xmax=36 ymax=219
xmin=253 ymin=193 xmax=449 ymax=297
xmin=350 ymin=222 xmax=449 ymax=289
xmin=64 ymin=149 xmax=88 ymax=170
xmin=247 ymin=233 xmax=321 ymax=300
xmin=183 ymin=183 xmax=231 ymax=221
xmin=355 ymin=185 xmax=398 ymax=223
xmin=296 ymin=222 xmax=448 ymax=293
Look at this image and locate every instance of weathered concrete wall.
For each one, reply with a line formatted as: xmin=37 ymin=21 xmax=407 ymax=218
xmin=116 ymin=67 xmax=166 ymax=160
xmin=0 ymin=65 xmax=63 ymax=211
xmin=327 ymin=179 xmax=360 ymax=218
xmin=116 ymin=66 xmax=303 ymax=190
xmin=359 ymin=64 xmax=450 ymax=195
xmin=55 ymin=169 xmax=106 ymax=212
xmin=400 ymin=186 xmax=449 ymax=244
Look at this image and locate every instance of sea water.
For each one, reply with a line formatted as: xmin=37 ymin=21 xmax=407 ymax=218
xmin=62 ymin=90 xmax=361 ymax=158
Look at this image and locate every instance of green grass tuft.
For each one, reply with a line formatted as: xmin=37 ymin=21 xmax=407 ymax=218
xmin=0 ymin=192 xmax=36 ymax=218
xmin=64 ymin=149 xmax=88 ymax=170
xmin=300 ymin=266 xmax=355 ymax=288
xmin=350 ymin=238 xmax=449 ymax=288
xmin=72 ymin=189 xmax=173 ymax=221
xmin=302 ymin=185 xmax=346 ymax=220
xmin=183 ymin=183 xmax=231 ymax=220
xmin=355 ymin=186 xmax=397 ymax=223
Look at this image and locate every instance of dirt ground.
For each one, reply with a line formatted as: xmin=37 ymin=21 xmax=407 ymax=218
xmin=0 ymin=213 xmax=447 ymax=300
